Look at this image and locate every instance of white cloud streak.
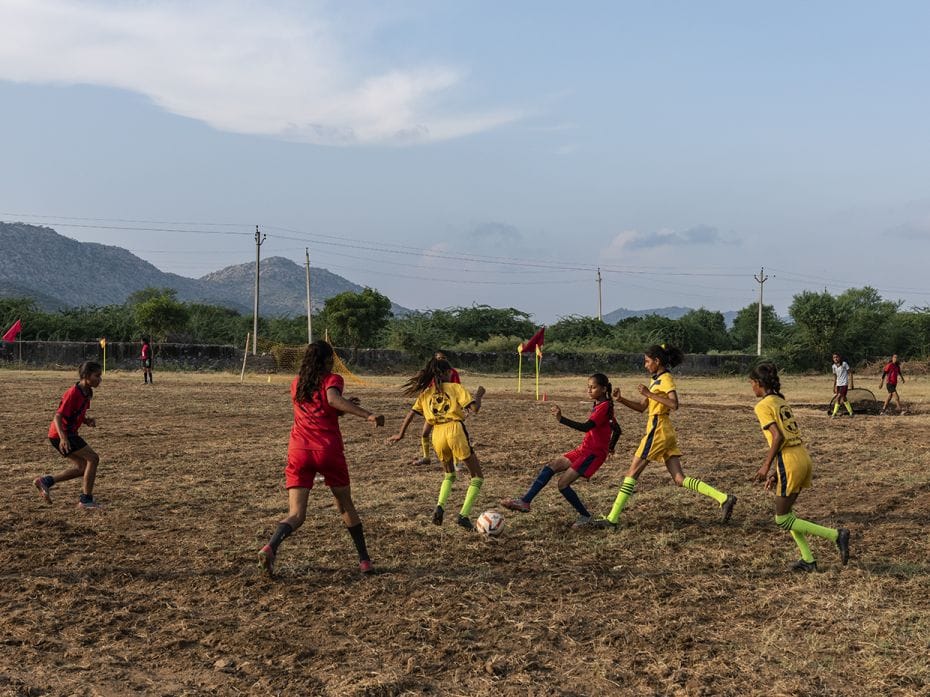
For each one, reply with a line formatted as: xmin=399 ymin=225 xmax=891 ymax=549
xmin=0 ymin=0 xmax=522 ymax=145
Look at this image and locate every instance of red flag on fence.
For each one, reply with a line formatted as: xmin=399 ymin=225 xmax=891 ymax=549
xmin=518 ymin=327 xmax=545 ymax=354
xmin=2 ymin=319 xmax=22 ymax=342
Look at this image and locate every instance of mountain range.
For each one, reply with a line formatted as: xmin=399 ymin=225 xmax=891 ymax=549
xmin=1 ymin=222 xmax=739 ymax=323
xmin=0 ymin=222 xmax=404 ymax=316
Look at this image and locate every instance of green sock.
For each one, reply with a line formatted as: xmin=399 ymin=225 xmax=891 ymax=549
xmin=790 ymin=530 xmax=815 ymax=563
xmin=682 ymin=476 xmax=728 ymax=505
xmin=420 ymin=436 xmax=431 ymax=460
xmin=437 ymin=472 xmax=456 ymax=508
xmin=459 ymin=477 xmax=484 ymax=517
xmin=845 ymin=401 xmax=853 ymax=415
xmin=607 ymin=476 xmax=637 ymax=523
xmin=775 ymin=512 xmax=838 ymax=542
xmin=832 ymin=402 xmax=840 ymax=416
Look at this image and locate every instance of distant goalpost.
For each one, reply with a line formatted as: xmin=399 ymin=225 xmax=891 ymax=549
xmin=240 ymin=334 xmax=369 ymax=386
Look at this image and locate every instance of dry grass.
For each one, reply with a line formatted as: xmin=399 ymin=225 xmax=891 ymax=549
xmin=1 ymin=368 xmax=928 ymax=696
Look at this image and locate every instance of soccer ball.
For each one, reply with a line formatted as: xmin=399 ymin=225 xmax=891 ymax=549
xmin=475 ymin=509 xmax=505 ymax=536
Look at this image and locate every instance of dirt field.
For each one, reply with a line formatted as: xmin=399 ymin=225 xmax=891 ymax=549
xmin=2 ymin=368 xmax=928 ymax=696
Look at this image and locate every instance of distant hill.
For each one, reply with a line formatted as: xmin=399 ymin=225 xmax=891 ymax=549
xmin=604 ymin=305 xmax=739 ymax=327
xmin=0 ymin=222 xmax=407 ymax=316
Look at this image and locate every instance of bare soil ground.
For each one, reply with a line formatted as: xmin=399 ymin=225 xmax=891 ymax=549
xmin=2 ymin=368 xmax=928 ymax=696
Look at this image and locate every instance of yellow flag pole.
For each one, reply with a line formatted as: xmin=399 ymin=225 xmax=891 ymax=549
xmin=535 ymin=347 xmax=541 ymax=400
xmin=99 ymin=338 xmax=107 ymax=375
xmin=517 ymin=344 xmax=523 ymax=393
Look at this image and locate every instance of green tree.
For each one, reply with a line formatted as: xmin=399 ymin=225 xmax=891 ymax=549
xmin=446 ymin=305 xmax=535 ymax=343
xmin=549 ymin=315 xmax=613 ymax=348
xmin=788 ymin=291 xmax=840 ymax=368
xmin=834 ymin=287 xmax=900 ymax=361
xmin=320 ymin=288 xmax=392 ymax=359
xmin=678 ymin=308 xmax=731 ymax=353
xmin=730 ymin=303 xmax=788 ymax=352
xmin=134 ymin=291 xmax=190 ymax=342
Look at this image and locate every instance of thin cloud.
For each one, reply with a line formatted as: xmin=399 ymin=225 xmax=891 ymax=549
xmin=0 ymin=0 xmax=523 ymax=146
xmin=886 ymin=218 xmax=930 ymax=240
xmin=603 ymin=225 xmax=733 ymax=254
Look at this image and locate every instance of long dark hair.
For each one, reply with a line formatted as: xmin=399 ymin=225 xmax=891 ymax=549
xmin=749 ymin=361 xmax=784 ymax=398
xmin=295 ymin=340 xmax=335 ymax=403
xmin=645 ymin=343 xmax=683 ymax=370
xmin=591 ymin=372 xmax=616 ymax=425
xmin=403 ymin=357 xmax=452 ymax=397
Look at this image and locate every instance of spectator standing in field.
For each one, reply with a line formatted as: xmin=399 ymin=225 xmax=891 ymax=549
xmin=501 ymin=373 xmax=621 ymax=527
xmin=879 ymin=354 xmax=906 ymax=415
xmin=595 ymin=343 xmax=736 ymax=529
xmin=387 ymin=357 xmax=486 ymax=530
xmin=831 ymin=353 xmax=854 ymax=418
xmin=258 ymin=340 xmax=384 ymax=577
xmin=33 ymin=361 xmax=104 ymax=509
xmin=141 ymin=338 xmax=153 ymax=384
xmin=749 ymin=361 xmax=850 ymax=572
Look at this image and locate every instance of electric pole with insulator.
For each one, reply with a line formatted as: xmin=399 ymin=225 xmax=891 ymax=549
xmin=252 ymin=225 xmax=266 ymax=355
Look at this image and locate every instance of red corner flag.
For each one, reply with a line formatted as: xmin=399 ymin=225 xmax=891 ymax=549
xmin=2 ymin=319 xmax=22 ymax=342
xmin=519 ymin=327 xmax=545 ymax=354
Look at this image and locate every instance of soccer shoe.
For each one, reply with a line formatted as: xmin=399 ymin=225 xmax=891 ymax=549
xmin=258 ymin=545 xmax=276 ymax=577
xmin=456 ymin=515 xmax=474 ymax=531
xmin=720 ymin=494 xmax=737 ymax=523
xmin=791 ymin=559 xmax=817 ymax=573
xmin=431 ymin=505 xmax=444 ymax=526
xmin=358 ymin=559 xmax=374 ymax=574
xmin=592 ymin=516 xmax=618 ymax=531
xmin=571 ymin=515 xmax=593 ymax=529
xmin=500 ymin=498 xmax=531 ymax=513
xmin=411 ymin=457 xmax=430 ymax=465
xmin=33 ymin=477 xmax=53 ymax=504
xmin=836 ymin=528 xmax=850 ymax=566
xmin=76 ymin=499 xmax=102 ymax=510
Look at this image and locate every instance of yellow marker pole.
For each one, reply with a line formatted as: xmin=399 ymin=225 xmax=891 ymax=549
xmin=99 ymin=338 xmax=107 ymax=375
xmin=535 ymin=347 xmax=541 ymax=400
xmin=517 ymin=344 xmax=523 ymax=393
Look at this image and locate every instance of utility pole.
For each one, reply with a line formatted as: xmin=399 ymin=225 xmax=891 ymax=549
xmin=252 ymin=225 xmax=266 ymax=355
xmin=596 ymin=267 xmax=603 ymax=321
xmin=754 ymin=266 xmax=768 ymax=356
xmin=305 ymin=248 xmax=313 ymax=344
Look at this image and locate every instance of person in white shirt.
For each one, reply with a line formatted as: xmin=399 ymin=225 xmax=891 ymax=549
xmin=831 ymin=353 xmax=854 ymax=418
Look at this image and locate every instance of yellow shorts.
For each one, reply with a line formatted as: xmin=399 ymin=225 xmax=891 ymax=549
xmin=773 ymin=445 xmax=812 ymax=496
xmin=636 ymin=415 xmax=682 ymax=463
xmin=431 ymin=421 xmax=473 ymax=463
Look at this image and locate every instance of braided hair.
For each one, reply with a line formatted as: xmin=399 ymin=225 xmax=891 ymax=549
xmin=295 ymin=340 xmax=335 ymax=403
xmin=403 ymin=357 xmax=453 ymax=397
xmin=645 ymin=343 xmax=683 ymax=370
xmin=749 ymin=361 xmax=784 ymax=398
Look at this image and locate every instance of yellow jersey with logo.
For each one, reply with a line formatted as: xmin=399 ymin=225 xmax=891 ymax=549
xmin=646 ymin=371 xmax=676 ymax=418
xmin=753 ymin=394 xmax=803 ymax=450
xmin=412 ymin=383 xmax=474 ymax=425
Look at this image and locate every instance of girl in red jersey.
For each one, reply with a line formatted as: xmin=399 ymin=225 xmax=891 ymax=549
xmin=258 ymin=340 xmax=384 ymax=576
xmin=33 ymin=361 xmax=104 ymax=509
xmin=501 ymin=373 xmax=621 ymax=527
xmin=140 ymin=337 xmax=153 ymax=384
xmin=411 ymin=350 xmax=461 ymax=465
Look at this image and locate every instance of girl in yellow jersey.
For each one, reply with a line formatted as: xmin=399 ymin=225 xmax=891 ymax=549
xmin=750 ymin=362 xmax=850 ymax=572
xmin=388 ymin=357 xmax=486 ymax=530
xmin=596 ymin=343 xmax=736 ymax=528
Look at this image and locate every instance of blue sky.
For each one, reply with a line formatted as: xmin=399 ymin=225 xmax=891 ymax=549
xmin=1 ymin=1 xmax=929 ymax=323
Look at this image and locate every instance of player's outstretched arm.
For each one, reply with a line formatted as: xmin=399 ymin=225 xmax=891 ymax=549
xmin=387 ymin=410 xmax=416 ymax=443
xmin=327 ymin=388 xmax=384 ymax=426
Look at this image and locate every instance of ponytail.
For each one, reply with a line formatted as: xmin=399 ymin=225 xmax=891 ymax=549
xmin=403 ymin=357 xmax=453 ymax=397
xmin=749 ymin=361 xmax=784 ymax=398
xmin=645 ymin=343 xmax=683 ymax=370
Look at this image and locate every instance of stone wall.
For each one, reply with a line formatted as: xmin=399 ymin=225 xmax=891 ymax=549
xmin=0 ymin=341 xmax=758 ymax=375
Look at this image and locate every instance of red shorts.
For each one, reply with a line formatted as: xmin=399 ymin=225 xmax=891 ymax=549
xmin=836 ymin=385 xmax=849 ymax=398
xmin=285 ymin=447 xmax=349 ymax=489
xmin=563 ymin=446 xmax=607 ymax=479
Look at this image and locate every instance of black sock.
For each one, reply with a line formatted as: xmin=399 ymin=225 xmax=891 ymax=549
xmin=347 ymin=523 xmax=370 ymax=562
xmin=268 ymin=522 xmax=293 ymax=553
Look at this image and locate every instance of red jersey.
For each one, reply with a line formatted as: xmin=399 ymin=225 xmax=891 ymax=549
xmin=449 ymin=368 xmax=461 ymax=384
xmin=580 ymin=400 xmax=615 ymax=456
xmin=883 ymin=361 xmax=902 ymax=385
xmin=141 ymin=343 xmax=150 ymax=360
xmin=289 ymin=373 xmax=345 ymax=451
xmin=48 ymin=383 xmax=93 ymax=438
